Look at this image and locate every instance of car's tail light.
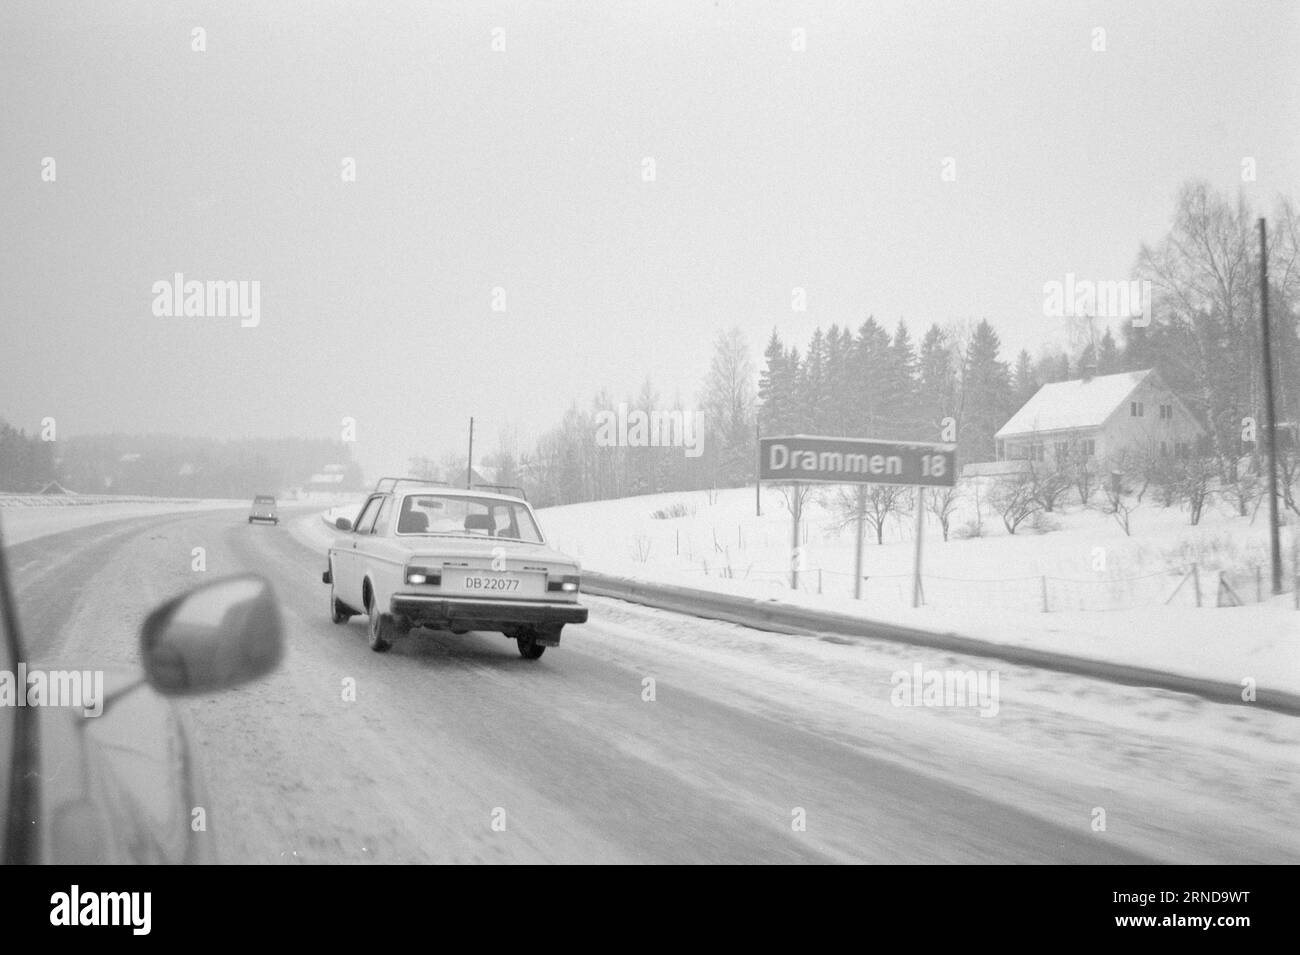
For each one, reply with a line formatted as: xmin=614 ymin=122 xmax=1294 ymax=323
xmin=548 ymin=575 xmax=580 ymax=593
xmin=406 ymin=566 xmax=441 ymax=585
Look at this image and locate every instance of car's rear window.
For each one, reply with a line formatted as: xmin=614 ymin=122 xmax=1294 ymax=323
xmin=396 ymin=494 xmax=543 ymax=544
xmin=254 ymin=497 xmax=276 ymax=505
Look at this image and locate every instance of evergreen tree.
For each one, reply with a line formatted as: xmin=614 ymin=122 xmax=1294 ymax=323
xmin=849 ymin=317 xmax=891 ymax=436
xmin=785 ymin=346 xmax=805 ymax=431
xmin=1119 ymin=318 xmax=1154 ymax=372
xmin=1097 ymin=328 xmax=1121 ymax=374
xmin=883 ymin=320 xmax=921 ymax=438
xmin=957 ymin=320 xmax=1014 ymax=463
xmin=824 ymin=325 xmax=854 ymax=436
xmin=797 ymin=329 xmax=829 ymax=433
xmin=1012 ymin=348 xmax=1037 ymax=405
xmin=1078 ymin=342 xmax=1097 ymax=377
xmin=757 ymin=329 xmax=789 ymax=434
xmin=917 ymin=324 xmax=956 ymax=440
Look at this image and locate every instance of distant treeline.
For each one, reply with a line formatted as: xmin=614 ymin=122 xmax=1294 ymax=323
xmin=0 ymin=426 xmax=364 ymax=498
xmin=0 ymin=422 xmax=57 ymax=492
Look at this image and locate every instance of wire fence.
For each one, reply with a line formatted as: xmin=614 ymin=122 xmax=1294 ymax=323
xmin=668 ymin=561 xmax=1293 ymax=612
xmin=612 ymin=511 xmax=1299 ymax=612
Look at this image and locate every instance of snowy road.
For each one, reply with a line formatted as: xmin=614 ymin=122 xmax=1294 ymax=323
xmin=8 ymin=506 xmax=1299 ymax=863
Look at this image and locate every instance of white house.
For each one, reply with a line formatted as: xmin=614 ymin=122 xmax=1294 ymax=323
xmin=995 ymin=369 xmax=1205 ymax=467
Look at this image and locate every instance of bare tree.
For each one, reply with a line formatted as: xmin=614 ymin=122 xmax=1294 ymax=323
xmin=834 ymin=484 xmax=912 ymax=545
xmin=990 ymin=469 xmax=1041 ymax=535
xmin=1226 ymin=468 xmax=1262 ymax=518
xmin=1068 ymin=450 xmax=1097 ymax=505
xmin=701 ymin=326 xmax=756 ymax=486
xmin=1135 ymin=183 xmax=1257 ymax=463
xmin=408 ymin=456 xmax=440 ymax=481
xmin=1031 ymin=464 xmax=1071 ymax=513
xmin=439 ymin=450 xmax=468 ymax=487
xmin=1175 ymin=453 xmax=1217 ymax=525
xmin=925 ymin=484 xmax=962 ymax=541
xmin=1278 ymin=447 xmax=1300 ymax=516
xmin=1096 ymin=468 xmax=1141 ymax=536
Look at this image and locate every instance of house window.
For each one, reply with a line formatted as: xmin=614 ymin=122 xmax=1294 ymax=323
xmin=1082 ymin=439 xmax=1095 ymax=458
xmin=1054 ymin=441 xmax=1068 ymax=461
xmin=1130 ymin=401 xmax=1144 ymax=417
xmin=1175 ymin=442 xmax=1190 ymax=459
xmin=1160 ymin=442 xmax=1168 ymax=457
xmin=1158 ymin=403 xmax=1173 ymax=420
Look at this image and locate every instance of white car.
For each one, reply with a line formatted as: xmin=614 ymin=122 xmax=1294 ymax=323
xmin=322 ymin=479 xmax=588 ymax=658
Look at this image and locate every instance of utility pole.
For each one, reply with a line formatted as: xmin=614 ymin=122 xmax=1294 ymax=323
xmin=1259 ymin=218 xmax=1282 ymax=595
xmin=755 ymin=421 xmax=762 ymax=517
xmin=466 ymin=417 xmax=475 ymax=490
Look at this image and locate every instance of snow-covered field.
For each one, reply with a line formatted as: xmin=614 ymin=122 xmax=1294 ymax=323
xmin=0 ymin=493 xmax=358 ymax=546
xmin=0 ymin=499 xmax=245 ymax=546
xmin=535 ymin=483 xmax=1300 ymax=695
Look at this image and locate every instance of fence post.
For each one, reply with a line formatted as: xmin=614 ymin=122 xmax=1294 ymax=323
xmin=1192 ymin=563 xmax=1202 ymax=607
xmin=1257 ymin=566 xmax=1263 ymax=603
xmin=818 ymin=568 xmax=823 ymax=595
xmin=1040 ymin=575 xmax=1049 ymax=612
xmin=1217 ymin=572 xmax=1243 ymax=607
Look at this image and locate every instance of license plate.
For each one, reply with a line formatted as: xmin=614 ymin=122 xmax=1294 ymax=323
xmin=463 ymin=574 xmax=521 ymax=592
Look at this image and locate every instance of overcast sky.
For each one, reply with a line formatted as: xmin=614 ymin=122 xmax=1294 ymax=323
xmin=1 ymin=1 xmax=1296 ymax=477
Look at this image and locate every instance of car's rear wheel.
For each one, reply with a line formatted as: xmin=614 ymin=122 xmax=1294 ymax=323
xmin=368 ymin=607 xmax=395 ymax=652
xmin=516 ymin=632 xmax=546 ymax=660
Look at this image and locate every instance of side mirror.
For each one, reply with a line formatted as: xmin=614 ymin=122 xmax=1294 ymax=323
xmin=335 ymin=517 xmax=352 ymax=531
xmin=140 ymin=575 xmax=283 ymax=695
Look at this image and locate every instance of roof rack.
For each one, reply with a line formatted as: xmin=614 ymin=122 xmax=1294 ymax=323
xmin=471 ymin=483 xmax=528 ymax=501
xmin=373 ymin=476 xmax=454 ymax=494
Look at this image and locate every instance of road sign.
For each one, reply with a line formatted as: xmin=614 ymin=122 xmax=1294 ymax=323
xmin=759 ymin=435 xmax=957 ymax=488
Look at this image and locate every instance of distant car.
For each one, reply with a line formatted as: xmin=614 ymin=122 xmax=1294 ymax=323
xmin=321 ymin=478 xmax=588 ymax=658
xmin=248 ymin=495 xmax=278 ymax=525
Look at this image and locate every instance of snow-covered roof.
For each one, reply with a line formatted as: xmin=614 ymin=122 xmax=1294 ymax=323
xmin=996 ymin=369 xmax=1153 ymax=438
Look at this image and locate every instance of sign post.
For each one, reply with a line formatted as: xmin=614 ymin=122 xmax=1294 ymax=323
xmin=853 ymin=485 xmax=866 ymax=599
xmin=758 ymin=435 xmax=956 ymax=603
xmin=790 ymin=484 xmax=801 ymax=591
xmin=912 ymin=487 xmax=926 ymax=607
